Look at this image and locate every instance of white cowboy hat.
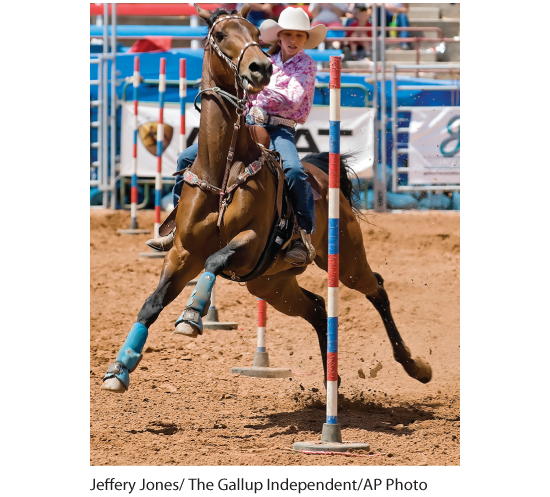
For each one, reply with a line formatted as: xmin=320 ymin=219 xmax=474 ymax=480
xmin=259 ymin=7 xmax=327 ymax=50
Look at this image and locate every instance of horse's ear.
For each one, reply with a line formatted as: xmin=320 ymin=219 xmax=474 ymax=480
xmin=194 ymin=3 xmax=212 ymax=22
xmin=239 ymin=3 xmax=251 ymax=19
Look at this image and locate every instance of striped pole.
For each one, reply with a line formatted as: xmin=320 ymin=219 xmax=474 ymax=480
xmin=130 ymin=56 xmax=140 ymax=229
xmin=229 ymin=298 xmax=291 ymax=377
xmin=118 ymin=58 xmax=150 ymax=235
xmin=257 ymin=298 xmax=267 ymax=355
xmin=293 ymin=56 xmax=369 ymax=451
xmin=325 ymin=55 xmax=341 ymax=441
xmin=155 ymin=57 xmax=166 ymax=238
xmin=179 ymin=58 xmax=187 ymax=154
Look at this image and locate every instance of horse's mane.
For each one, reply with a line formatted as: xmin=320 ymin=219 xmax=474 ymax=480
xmin=302 ymin=152 xmax=366 ymax=222
xmin=204 ymin=8 xmax=239 ymax=28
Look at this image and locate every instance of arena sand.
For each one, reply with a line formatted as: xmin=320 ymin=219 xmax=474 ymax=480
xmin=90 ymin=209 xmax=459 ymax=466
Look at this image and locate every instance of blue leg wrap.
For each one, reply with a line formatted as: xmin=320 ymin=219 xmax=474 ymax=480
xmin=102 ymin=322 xmax=149 ymax=388
xmin=187 ymin=272 xmax=215 ymax=313
xmin=175 ymin=272 xmax=215 ymax=333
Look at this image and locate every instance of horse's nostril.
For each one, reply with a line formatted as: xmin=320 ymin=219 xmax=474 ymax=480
xmin=249 ymin=61 xmax=272 ymax=78
xmin=249 ymin=62 xmax=263 ymax=74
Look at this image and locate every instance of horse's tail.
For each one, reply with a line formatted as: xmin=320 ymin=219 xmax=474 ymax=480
xmin=302 ymin=152 xmax=362 ymax=218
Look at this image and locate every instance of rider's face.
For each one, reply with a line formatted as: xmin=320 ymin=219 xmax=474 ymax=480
xmin=278 ymin=30 xmax=308 ymax=60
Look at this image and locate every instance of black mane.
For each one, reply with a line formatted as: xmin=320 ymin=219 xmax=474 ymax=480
xmin=204 ymin=8 xmax=239 ymax=27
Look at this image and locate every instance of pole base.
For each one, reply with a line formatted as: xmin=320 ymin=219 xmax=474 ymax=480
xmin=253 ymin=351 xmax=269 ymax=367
xmin=117 ymin=229 xmax=151 ymax=235
xmin=230 ymin=366 xmax=292 ymax=378
xmin=293 ymin=423 xmax=370 ymax=452
xmin=138 ymin=251 xmax=167 ymax=258
xmin=203 ymin=307 xmax=237 ymax=330
xmin=202 ymin=321 xmax=238 ymax=330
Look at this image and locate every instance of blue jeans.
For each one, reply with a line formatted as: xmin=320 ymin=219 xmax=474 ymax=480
xmin=173 ymin=142 xmax=198 ymax=207
xmin=173 ymin=121 xmax=315 ymax=234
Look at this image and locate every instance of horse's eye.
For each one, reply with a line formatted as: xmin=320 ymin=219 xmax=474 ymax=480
xmin=215 ymin=31 xmax=224 ymax=42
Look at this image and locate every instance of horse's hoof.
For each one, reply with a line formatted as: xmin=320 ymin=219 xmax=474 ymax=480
xmin=101 ymin=377 xmax=127 ymax=393
xmin=174 ymin=321 xmax=199 ymax=338
xmin=402 ymin=356 xmax=432 ymax=384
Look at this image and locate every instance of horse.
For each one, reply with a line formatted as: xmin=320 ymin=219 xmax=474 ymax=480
xmin=101 ymin=4 xmax=432 ymax=393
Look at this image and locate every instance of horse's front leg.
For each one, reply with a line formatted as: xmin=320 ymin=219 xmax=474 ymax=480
xmin=175 ymin=230 xmax=260 ymax=337
xmin=101 ymin=247 xmax=206 ymax=393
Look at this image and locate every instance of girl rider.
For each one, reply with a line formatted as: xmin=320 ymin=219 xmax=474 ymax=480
xmin=146 ymin=7 xmax=327 ymax=266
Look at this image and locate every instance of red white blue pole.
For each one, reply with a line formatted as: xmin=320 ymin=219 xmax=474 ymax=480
xmin=257 ymin=298 xmax=267 ymax=353
xmin=130 ymin=56 xmax=140 ymax=229
xmin=327 ymin=56 xmax=341 ymax=431
xmin=155 ymin=57 xmax=166 ymax=238
xmin=179 ymin=58 xmax=187 ymax=154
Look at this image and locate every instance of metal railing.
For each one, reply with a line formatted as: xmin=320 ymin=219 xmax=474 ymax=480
xmin=90 ymin=3 xmax=119 ymax=209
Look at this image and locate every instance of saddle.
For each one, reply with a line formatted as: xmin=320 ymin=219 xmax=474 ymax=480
xmin=158 ymin=125 xmax=321 ymax=282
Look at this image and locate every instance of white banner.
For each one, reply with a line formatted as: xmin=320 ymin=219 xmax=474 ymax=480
xmin=120 ymin=102 xmax=375 ymax=177
xmin=407 ymin=106 xmax=460 ymax=185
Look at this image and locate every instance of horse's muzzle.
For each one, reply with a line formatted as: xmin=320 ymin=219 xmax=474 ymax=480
xmin=243 ymin=59 xmax=273 ymax=93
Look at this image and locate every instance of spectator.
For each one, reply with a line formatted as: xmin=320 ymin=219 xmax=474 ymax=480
xmin=378 ymin=3 xmax=411 ymax=50
xmin=345 ymin=4 xmax=372 ymax=60
xmin=244 ymin=3 xmax=276 ymax=27
xmin=309 ymin=3 xmax=348 ymax=28
xmin=309 ymin=3 xmax=349 ymax=49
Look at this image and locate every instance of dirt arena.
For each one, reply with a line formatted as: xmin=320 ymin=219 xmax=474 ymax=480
xmin=90 ymin=209 xmax=459 ymax=466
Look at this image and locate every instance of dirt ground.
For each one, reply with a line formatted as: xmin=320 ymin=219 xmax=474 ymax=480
xmin=90 ymin=209 xmax=459 ymax=466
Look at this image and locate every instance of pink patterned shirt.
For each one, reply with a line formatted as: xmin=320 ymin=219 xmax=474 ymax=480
xmin=248 ymin=50 xmax=317 ymax=125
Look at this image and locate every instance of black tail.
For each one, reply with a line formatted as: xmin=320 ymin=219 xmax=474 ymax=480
xmin=302 ymin=152 xmax=362 ymax=216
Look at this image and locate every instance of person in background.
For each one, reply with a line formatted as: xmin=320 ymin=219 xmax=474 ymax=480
xmin=243 ymin=3 xmax=276 ymax=27
xmin=381 ymin=3 xmax=411 ymax=50
xmin=346 ymin=4 xmax=372 ymax=60
xmin=309 ymin=3 xmax=348 ymax=48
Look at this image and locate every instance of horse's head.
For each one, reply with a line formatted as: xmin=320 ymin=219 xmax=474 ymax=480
xmin=196 ymin=3 xmax=273 ymax=94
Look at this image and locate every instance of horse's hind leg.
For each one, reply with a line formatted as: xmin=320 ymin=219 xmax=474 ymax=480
xmin=102 ymin=247 xmax=205 ymax=393
xmin=328 ymin=209 xmax=432 ymax=384
xmin=365 ymin=272 xmax=432 ymax=383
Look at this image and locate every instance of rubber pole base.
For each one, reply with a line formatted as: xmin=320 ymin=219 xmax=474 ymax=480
xmin=253 ymin=351 xmax=269 ymax=367
xmin=138 ymin=251 xmax=167 ymax=258
xmin=293 ymin=423 xmax=370 ymax=452
xmin=203 ymin=307 xmax=237 ymax=330
xmin=230 ymin=366 xmax=292 ymax=378
xmin=202 ymin=321 xmax=238 ymax=330
xmin=117 ymin=229 xmax=151 ymax=235
xmin=292 ymin=440 xmax=371 ymax=452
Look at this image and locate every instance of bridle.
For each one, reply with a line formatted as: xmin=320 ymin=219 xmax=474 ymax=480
xmin=184 ymin=13 xmax=273 ymax=231
xmin=194 ymin=14 xmax=269 ymax=115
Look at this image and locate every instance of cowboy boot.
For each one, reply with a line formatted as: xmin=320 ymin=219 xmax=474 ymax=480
xmin=284 ymin=229 xmax=316 ymax=266
xmin=145 ymin=229 xmax=175 ymax=252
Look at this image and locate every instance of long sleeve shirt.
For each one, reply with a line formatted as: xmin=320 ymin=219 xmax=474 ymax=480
xmin=248 ymin=49 xmax=317 ymax=125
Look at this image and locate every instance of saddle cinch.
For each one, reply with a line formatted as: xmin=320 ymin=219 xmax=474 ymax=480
xmin=158 ymin=125 xmax=322 ymax=282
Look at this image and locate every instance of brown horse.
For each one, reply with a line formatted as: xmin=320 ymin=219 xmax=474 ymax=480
xmin=101 ymin=4 xmax=431 ymax=393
